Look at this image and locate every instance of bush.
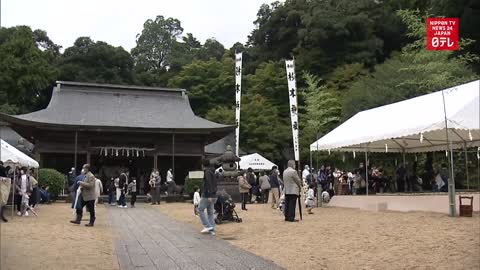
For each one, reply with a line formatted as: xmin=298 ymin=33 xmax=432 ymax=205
xmin=38 ymin=168 xmax=65 ymax=198
xmin=184 ymin=177 xmax=203 ymax=197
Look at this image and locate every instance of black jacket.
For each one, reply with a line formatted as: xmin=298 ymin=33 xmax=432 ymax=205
xmin=203 ymin=167 xmax=217 ymax=198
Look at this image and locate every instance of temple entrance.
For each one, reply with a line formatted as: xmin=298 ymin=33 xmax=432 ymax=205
xmin=91 ymin=155 xmax=153 ymax=195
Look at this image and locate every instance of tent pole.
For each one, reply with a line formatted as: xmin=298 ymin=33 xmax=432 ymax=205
xmin=365 ymin=149 xmax=368 ymax=196
xmin=441 ymin=90 xmax=456 ymax=217
xmin=402 ymin=151 xmax=406 ymax=192
xmin=309 ymin=150 xmax=312 ymax=172
xmin=12 ymin=169 xmax=15 ymax=217
xmin=464 ymin=143 xmax=469 ymax=190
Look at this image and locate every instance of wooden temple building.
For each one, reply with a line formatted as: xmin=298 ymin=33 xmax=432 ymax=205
xmin=0 ymin=81 xmax=234 ymax=188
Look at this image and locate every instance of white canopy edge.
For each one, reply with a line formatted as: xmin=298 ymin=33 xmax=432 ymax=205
xmin=239 ymin=153 xmax=277 ymax=171
xmin=1 ymin=139 xmax=39 ymax=168
xmin=310 ymin=80 xmax=480 ymax=153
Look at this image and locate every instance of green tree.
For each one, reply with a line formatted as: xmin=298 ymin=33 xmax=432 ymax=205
xmin=205 ymin=105 xmax=235 ymax=125
xmin=197 ymin=38 xmax=226 ymax=61
xmin=0 ymin=26 xmax=58 ymax=113
xmin=245 ymin=61 xmax=288 ymax=117
xmin=131 ymin=15 xmax=183 ymax=71
xmin=301 ymin=73 xmax=342 ymax=160
xmin=169 ymin=56 xmax=235 ymax=116
xmin=240 ymin=94 xmax=291 ymax=161
xmin=343 ymin=10 xmax=478 ymax=118
xmin=58 ymin=37 xmax=135 ymax=85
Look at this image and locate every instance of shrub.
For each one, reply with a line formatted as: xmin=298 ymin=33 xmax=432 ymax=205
xmin=38 ymin=168 xmax=65 ymax=198
xmin=184 ymin=177 xmax=203 ymax=197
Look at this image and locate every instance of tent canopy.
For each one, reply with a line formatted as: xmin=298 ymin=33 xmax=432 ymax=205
xmin=1 ymin=139 xmax=39 ymax=168
xmin=310 ymin=80 xmax=480 ymax=153
xmin=239 ymin=153 xmax=277 ymax=171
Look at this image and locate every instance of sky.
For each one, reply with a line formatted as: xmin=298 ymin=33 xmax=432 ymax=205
xmin=1 ymin=0 xmax=276 ymax=51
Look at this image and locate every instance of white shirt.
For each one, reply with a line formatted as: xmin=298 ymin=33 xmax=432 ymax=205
xmin=95 ymin=178 xmax=103 ymax=198
xmin=307 ymin=189 xmax=314 ymax=200
xmin=193 ymin=191 xmax=201 ymax=205
xmin=302 ymin=169 xmax=310 ymax=180
xmin=167 ymin=170 xmax=174 ymax=182
xmin=21 ymin=175 xmax=27 ymax=193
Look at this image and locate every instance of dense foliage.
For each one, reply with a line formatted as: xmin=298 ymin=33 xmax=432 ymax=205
xmin=38 ymin=168 xmax=65 ymax=198
xmin=0 ymin=1 xmax=478 ymax=172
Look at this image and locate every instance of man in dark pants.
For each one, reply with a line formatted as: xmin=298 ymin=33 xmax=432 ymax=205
xmin=283 ymin=160 xmax=302 ymax=222
xmin=70 ymin=164 xmax=96 ymax=227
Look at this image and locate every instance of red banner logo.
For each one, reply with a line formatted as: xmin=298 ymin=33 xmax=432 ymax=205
xmin=426 ymin=18 xmax=459 ymax=50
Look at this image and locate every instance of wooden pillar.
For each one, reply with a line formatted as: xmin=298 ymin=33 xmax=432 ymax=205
xmin=154 ymin=143 xmax=159 ymax=170
xmin=74 ymin=131 xmax=78 ymax=170
xmin=172 ymin=134 xmax=175 ymax=176
xmin=86 ymin=139 xmax=91 ymax=165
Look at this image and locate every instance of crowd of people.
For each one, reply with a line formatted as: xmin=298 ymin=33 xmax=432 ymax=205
xmin=0 ymin=161 xmax=51 ymax=222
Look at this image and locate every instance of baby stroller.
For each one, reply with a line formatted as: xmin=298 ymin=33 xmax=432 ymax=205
xmin=214 ymin=190 xmax=242 ymax=224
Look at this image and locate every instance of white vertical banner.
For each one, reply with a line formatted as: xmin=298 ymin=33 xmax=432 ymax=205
xmin=285 ymin=59 xmax=300 ymax=161
xmin=234 ymin=52 xmax=243 ymax=157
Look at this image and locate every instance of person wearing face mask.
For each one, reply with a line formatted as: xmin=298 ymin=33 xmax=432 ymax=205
xmin=14 ymin=167 xmax=33 ymax=216
xmin=70 ymin=164 xmax=96 ymax=227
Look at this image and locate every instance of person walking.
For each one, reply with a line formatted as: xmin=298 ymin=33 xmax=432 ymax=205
xmin=70 ymin=164 xmax=96 ymax=227
xmin=28 ymin=169 xmax=39 ymax=209
xmin=127 ymin=179 xmax=137 ymax=208
xmin=14 ymin=167 xmax=32 ymax=216
xmin=246 ymin=168 xmax=256 ymax=203
xmin=258 ymin=172 xmax=271 ymax=204
xmin=268 ymin=166 xmax=281 ymax=209
xmin=149 ymin=170 xmax=161 ymax=205
xmin=283 ymin=160 xmax=302 ymax=222
xmin=94 ymin=175 xmax=103 ymax=207
xmin=118 ymin=171 xmax=128 ymax=208
xmin=238 ymin=171 xmax=251 ymax=211
xmin=166 ymin=168 xmax=175 ymax=196
xmin=198 ymin=159 xmax=218 ymax=235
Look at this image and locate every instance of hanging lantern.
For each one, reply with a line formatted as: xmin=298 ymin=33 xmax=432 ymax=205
xmin=136 ymin=150 xmax=139 ymax=157
xmin=477 ymin=147 xmax=479 ymax=160
xmin=420 ymin=132 xmax=424 ymax=143
xmin=445 ymin=150 xmax=448 ymax=157
xmin=116 ymin=149 xmax=119 ymax=156
xmin=468 ymin=130 xmax=473 ymax=141
xmin=353 ymin=151 xmax=356 ymax=159
xmin=328 ymin=149 xmax=331 ymax=155
xmin=385 ymin=144 xmax=388 ymax=153
xmin=104 ymin=147 xmax=108 ymax=156
xmin=127 ymin=149 xmax=129 ymax=157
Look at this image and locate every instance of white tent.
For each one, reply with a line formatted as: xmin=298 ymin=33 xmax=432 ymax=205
xmin=309 ymin=80 xmax=480 ymax=216
xmin=1 ymin=139 xmax=39 ymax=168
xmin=240 ymin=153 xmax=277 ymax=171
xmin=310 ymin=80 xmax=480 ymax=153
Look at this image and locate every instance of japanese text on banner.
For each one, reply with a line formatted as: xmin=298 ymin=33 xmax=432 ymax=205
xmin=235 ymin=52 xmax=243 ymax=157
xmin=285 ymin=60 xmax=300 ymax=161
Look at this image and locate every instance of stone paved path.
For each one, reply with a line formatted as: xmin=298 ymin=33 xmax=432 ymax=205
xmin=107 ymin=204 xmax=285 ymax=270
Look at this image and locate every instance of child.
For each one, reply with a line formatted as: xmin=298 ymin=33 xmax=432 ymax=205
xmin=193 ymin=186 xmax=201 ymax=216
xmin=305 ymin=183 xmax=315 ymax=214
